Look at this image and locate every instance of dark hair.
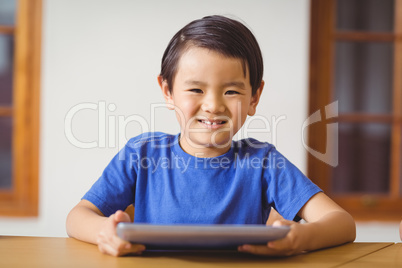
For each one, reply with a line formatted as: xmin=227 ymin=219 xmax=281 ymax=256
xmin=160 ymin=15 xmax=263 ymax=96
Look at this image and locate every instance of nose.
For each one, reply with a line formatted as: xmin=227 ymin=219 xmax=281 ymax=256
xmin=201 ymin=93 xmax=225 ymax=114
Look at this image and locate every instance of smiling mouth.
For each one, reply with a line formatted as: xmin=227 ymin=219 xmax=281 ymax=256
xmin=198 ymin=119 xmax=226 ymax=125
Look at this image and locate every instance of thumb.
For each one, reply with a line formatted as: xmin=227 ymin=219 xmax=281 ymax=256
xmin=113 ymin=210 xmax=131 ymax=224
xmin=272 ymin=219 xmax=293 ymax=227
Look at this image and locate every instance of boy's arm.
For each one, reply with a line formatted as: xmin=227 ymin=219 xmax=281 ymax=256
xmin=66 ymin=200 xmax=106 ymax=244
xmin=66 ymin=200 xmax=145 ymax=256
xmin=238 ymin=192 xmax=356 ymax=256
xmin=298 ymin=192 xmax=355 ymax=251
xmin=400 ymin=220 xmax=402 ymax=240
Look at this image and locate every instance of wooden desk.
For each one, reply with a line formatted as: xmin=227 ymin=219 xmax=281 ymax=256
xmin=339 ymin=243 xmax=402 ymax=268
xmin=0 ymin=236 xmax=397 ymax=268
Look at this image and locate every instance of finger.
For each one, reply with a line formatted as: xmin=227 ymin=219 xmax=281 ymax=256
xmin=110 ymin=233 xmax=132 ymax=251
xmin=267 ymin=237 xmax=291 ymax=250
xmin=114 ymin=242 xmax=146 ymax=256
xmin=114 ymin=210 xmax=131 ymax=223
xmin=238 ymin=244 xmax=278 ymax=256
xmin=99 ymin=239 xmax=146 ymax=257
xmin=98 ymin=243 xmax=121 ymax=257
xmin=123 ymin=243 xmax=146 ymax=255
xmin=269 ymin=222 xmax=294 ymax=250
xmin=272 ymin=219 xmax=293 ymax=227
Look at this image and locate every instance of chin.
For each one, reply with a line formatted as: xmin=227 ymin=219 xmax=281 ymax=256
xmin=190 ymin=134 xmax=232 ymax=150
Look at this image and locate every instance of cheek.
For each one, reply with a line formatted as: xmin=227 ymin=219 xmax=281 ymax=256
xmin=228 ymin=102 xmax=249 ymax=121
xmin=183 ymin=102 xmax=198 ymax=118
xmin=174 ymin=99 xmax=199 ymax=122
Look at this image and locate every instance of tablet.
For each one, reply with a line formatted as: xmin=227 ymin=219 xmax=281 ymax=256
xmin=116 ymin=223 xmax=290 ymax=249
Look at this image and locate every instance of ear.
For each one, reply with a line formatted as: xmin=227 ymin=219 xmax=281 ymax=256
xmin=158 ymin=75 xmax=175 ymax=110
xmin=248 ymin=80 xmax=265 ymax=116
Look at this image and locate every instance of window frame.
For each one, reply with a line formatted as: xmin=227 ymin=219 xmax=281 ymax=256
xmin=308 ymin=0 xmax=402 ymax=221
xmin=0 ymin=0 xmax=42 ymax=216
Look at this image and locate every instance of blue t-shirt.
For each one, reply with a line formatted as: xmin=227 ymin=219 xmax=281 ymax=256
xmin=83 ymin=132 xmax=321 ymax=224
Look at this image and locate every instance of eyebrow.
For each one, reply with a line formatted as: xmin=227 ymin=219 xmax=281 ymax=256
xmin=224 ymin=81 xmax=246 ymax=90
xmin=184 ymin=80 xmax=246 ymax=90
xmin=184 ymin=80 xmax=207 ymax=87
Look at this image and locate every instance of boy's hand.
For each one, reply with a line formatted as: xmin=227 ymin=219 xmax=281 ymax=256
xmin=96 ymin=210 xmax=146 ymax=256
xmin=238 ymin=219 xmax=305 ymax=256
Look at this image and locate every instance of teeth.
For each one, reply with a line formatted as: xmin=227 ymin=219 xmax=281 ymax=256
xmin=201 ymin=120 xmax=223 ymax=125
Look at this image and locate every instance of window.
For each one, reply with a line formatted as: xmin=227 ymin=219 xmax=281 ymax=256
xmin=0 ymin=0 xmax=42 ymax=216
xmin=308 ymin=0 xmax=402 ymax=220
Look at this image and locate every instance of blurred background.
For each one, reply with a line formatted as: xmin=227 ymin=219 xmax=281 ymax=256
xmin=0 ymin=0 xmax=400 ymax=241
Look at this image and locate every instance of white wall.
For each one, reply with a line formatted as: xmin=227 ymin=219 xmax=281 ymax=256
xmin=1 ymin=0 xmax=315 ymax=237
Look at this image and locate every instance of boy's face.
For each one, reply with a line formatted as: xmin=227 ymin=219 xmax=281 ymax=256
xmin=159 ymin=47 xmax=264 ymax=157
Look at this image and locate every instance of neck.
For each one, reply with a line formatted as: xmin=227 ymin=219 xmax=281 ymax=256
xmin=178 ymin=135 xmax=231 ymax=158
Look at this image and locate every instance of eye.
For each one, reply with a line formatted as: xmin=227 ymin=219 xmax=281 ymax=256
xmin=189 ymin=88 xmax=203 ymax=93
xmin=225 ymin=90 xmax=240 ymax=95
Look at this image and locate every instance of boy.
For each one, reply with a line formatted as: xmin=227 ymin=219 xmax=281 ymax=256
xmin=66 ymin=15 xmax=355 ymax=257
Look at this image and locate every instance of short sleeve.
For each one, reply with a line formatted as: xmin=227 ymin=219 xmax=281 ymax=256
xmin=82 ymin=143 xmax=138 ymax=217
xmin=263 ymin=147 xmax=322 ymax=221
